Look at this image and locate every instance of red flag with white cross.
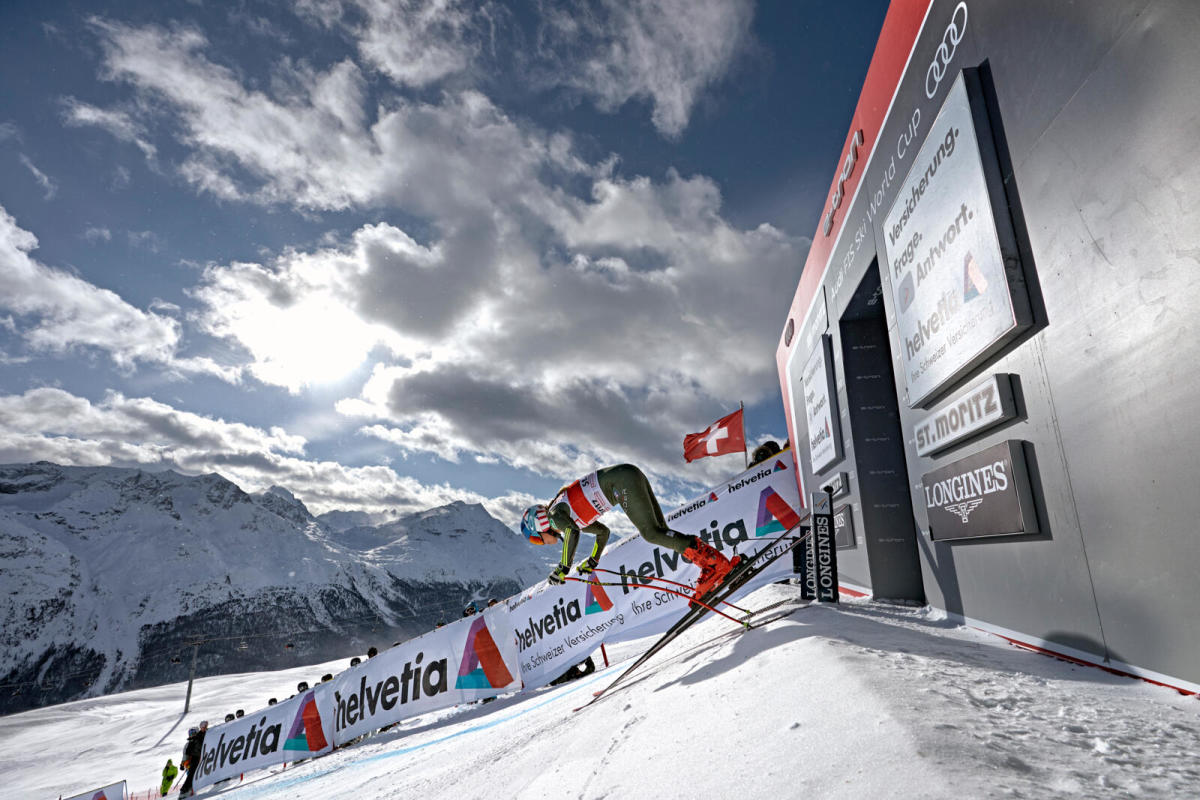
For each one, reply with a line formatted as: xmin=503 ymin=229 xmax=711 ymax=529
xmin=683 ymin=408 xmax=746 ymax=462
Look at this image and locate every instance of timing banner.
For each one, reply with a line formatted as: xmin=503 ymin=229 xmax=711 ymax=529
xmin=194 ymin=685 xmax=334 ymax=790
xmin=329 ymin=602 xmax=521 ymax=745
xmin=63 ymin=780 xmax=127 ymax=800
xmin=510 ymin=454 xmax=805 ymax=687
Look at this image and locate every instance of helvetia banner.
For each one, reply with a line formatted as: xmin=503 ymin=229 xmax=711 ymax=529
xmin=194 ymin=686 xmax=334 ymax=790
xmin=329 ymin=603 xmax=521 ymax=745
xmin=63 ymin=780 xmax=127 ymax=800
xmin=510 ymin=454 xmax=804 ymax=687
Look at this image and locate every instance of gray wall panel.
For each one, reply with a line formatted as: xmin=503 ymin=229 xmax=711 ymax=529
xmin=1013 ymin=0 xmax=1200 ymax=681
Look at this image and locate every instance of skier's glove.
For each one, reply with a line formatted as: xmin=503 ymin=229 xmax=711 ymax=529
xmin=548 ymin=564 xmax=569 ymax=585
xmin=575 ymin=556 xmax=599 ymax=575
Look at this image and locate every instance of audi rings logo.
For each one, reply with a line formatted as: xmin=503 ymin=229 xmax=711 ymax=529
xmin=925 ymin=2 xmax=968 ymax=99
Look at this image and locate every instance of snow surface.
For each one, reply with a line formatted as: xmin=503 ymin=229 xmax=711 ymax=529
xmin=5 ymin=584 xmax=1200 ymax=800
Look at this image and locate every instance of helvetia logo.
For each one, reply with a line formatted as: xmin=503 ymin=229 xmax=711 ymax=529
xmin=772 ymin=460 xmax=787 ymax=473
xmin=584 ymin=577 xmax=613 ymax=615
xmin=284 ymin=690 xmax=328 ymax=752
xmin=456 ymin=616 xmax=514 ymax=690
xmin=708 ymin=491 xmax=719 ymax=502
xmin=963 ymin=251 xmax=988 ymax=302
xmin=755 ymin=487 xmax=802 ymax=537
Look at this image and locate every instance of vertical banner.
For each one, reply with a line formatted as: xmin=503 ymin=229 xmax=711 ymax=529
xmin=811 ymin=491 xmax=839 ymax=603
xmin=799 ymin=528 xmax=816 ymax=601
xmin=194 ymin=685 xmax=334 ymax=790
xmin=63 ymin=780 xmax=127 ymax=800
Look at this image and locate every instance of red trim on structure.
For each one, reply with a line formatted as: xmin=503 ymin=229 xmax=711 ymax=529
xmin=985 ymin=630 xmax=1198 ymax=697
xmin=838 ymin=584 xmax=870 ymax=598
xmin=776 ymin=0 xmax=934 ymax=490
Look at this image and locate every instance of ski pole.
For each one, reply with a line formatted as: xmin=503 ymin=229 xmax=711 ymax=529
xmin=593 ymin=568 xmax=752 ymax=614
xmin=564 ymin=576 xmax=746 ymax=625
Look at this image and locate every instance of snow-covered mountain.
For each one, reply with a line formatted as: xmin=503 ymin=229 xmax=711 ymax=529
xmin=0 ymin=462 xmax=552 ymax=715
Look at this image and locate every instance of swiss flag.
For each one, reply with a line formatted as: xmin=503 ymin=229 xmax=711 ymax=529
xmin=683 ymin=408 xmax=746 ymax=463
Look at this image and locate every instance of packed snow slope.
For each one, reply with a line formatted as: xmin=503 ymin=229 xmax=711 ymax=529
xmin=0 ymin=463 xmax=554 ymax=714
xmin=5 ymin=584 xmax=1199 ymax=800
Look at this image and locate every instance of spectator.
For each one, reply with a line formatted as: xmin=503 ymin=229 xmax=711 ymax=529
xmin=235 ymin=709 xmax=244 ymax=718
xmin=435 ymin=620 xmax=445 ymax=628
xmin=297 ymin=681 xmax=309 ymax=692
xmin=749 ymin=440 xmax=782 ymax=468
xmin=487 ymin=598 xmax=499 ymax=608
xmin=268 ymin=697 xmax=277 ymax=706
xmin=178 ymin=720 xmax=207 ymax=797
xmin=367 ymin=646 xmax=379 ymax=658
xmin=160 ymin=758 xmax=177 ymax=796
xmin=463 ymin=602 xmax=477 ymax=617
xmin=549 ymin=657 xmax=596 ymax=686
xmin=224 ymin=713 xmax=235 ymax=722
xmin=350 ymin=656 xmax=361 ymax=667
xmin=321 ymin=674 xmax=333 ymax=683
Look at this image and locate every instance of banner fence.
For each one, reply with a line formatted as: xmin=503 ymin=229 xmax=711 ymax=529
xmin=193 ymin=453 xmax=804 ymax=790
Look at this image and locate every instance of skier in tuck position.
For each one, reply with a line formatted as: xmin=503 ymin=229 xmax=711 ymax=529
xmin=520 ymin=464 xmax=737 ymax=600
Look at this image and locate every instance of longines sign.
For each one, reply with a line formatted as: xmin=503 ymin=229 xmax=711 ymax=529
xmin=922 ymin=440 xmax=1038 ymax=541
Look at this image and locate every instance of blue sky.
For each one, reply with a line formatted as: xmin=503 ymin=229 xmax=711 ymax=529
xmin=0 ymin=0 xmax=888 ymax=526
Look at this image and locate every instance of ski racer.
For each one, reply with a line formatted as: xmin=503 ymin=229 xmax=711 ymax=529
xmin=520 ymin=464 xmax=736 ymax=599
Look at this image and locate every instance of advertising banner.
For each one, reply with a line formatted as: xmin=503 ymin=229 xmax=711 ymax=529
xmin=833 ymin=504 xmax=855 ymax=549
xmin=922 ymin=439 xmax=1039 ymax=541
xmin=510 ymin=455 xmax=805 ymax=687
xmin=63 ymin=780 xmax=126 ymax=800
xmin=802 ymin=335 xmax=843 ymax=474
xmin=882 ymin=73 xmax=1029 ymax=407
xmin=329 ymin=603 xmax=521 ymax=745
xmin=195 ymin=685 xmax=334 ymax=790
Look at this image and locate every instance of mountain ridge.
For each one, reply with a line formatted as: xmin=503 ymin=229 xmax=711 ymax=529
xmin=0 ymin=462 xmax=551 ymax=714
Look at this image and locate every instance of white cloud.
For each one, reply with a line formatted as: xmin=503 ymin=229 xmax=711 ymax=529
xmin=84 ymin=226 xmax=112 ymax=243
xmin=537 ymin=0 xmax=756 ymax=137
xmin=19 ymin=155 xmax=57 ymax=200
xmin=0 ymin=206 xmax=178 ymax=367
xmin=75 ymin=13 xmax=799 ymax=493
xmin=126 ymin=229 xmax=165 ymax=252
xmin=60 ymin=97 xmax=157 ymax=159
xmin=0 ymin=205 xmax=239 ymax=382
xmin=0 ymin=387 xmax=507 ymax=517
xmin=351 ymin=0 xmax=481 ymax=87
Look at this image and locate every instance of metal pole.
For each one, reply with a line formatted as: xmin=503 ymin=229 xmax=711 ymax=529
xmin=183 ymin=642 xmax=199 ymax=714
xmin=740 ymin=401 xmax=749 ymax=469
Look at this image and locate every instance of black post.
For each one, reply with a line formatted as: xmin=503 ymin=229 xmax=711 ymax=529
xmin=183 ymin=642 xmax=199 ymax=714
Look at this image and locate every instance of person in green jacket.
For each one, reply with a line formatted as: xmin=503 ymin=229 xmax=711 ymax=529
xmin=161 ymin=758 xmax=178 ymax=796
xmin=520 ymin=464 xmax=736 ymax=599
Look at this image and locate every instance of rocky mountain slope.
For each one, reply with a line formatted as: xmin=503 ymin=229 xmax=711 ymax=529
xmin=0 ymin=463 xmax=552 ymax=714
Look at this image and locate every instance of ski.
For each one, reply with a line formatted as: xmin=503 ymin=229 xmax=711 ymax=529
xmin=593 ymin=568 xmax=753 ymax=614
xmin=573 ymin=524 xmax=810 ymax=711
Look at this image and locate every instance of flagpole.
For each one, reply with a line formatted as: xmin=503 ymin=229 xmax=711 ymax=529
xmin=740 ymin=401 xmax=749 ymax=469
